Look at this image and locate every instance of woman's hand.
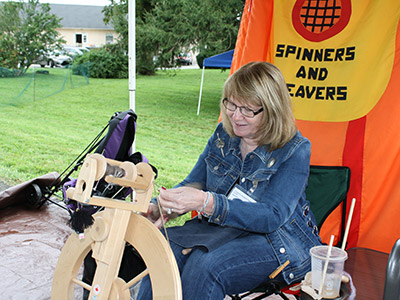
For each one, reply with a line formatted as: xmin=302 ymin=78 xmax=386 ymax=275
xmin=141 ymin=202 xmax=165 ymax=228
xmin=141 ymin=200 xmax=180 ymax=228
xmin=158 ymin=186 xmax=212 ymax=215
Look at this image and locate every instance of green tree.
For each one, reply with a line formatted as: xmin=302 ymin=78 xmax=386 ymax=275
xmin=190 ymin=0 xmax=244 ymax=67
xmin=103 ymin=0 xmax=245 ymax=75
xmin=0 ymin=0 xmax=65 ymax=76
xmin=103 ymin=0 xmax=157 ymax=75
xmin=146 ymin=0 xmax=244 ymax=68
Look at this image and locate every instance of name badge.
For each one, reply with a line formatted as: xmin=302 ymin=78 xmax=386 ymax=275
xmin=227 ymin=185 xmax=257 ymax=203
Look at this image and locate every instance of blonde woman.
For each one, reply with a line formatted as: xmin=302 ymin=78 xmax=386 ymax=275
xmin=138 ymin=61 xmax=322 ymax=299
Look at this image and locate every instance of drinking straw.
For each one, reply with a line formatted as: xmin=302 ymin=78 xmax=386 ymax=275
xmin=319 ymin=234 xmax=335 ymax=296
xmin=341 ymin=198 xmax=356 ymax=250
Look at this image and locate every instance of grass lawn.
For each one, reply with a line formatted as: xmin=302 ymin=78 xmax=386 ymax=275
xmin=0 ymin=67 xmax=230 ymax=224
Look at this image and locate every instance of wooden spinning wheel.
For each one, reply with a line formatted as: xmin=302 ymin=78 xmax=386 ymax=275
xmin=51 ymin=154 xmax=182 ymax=300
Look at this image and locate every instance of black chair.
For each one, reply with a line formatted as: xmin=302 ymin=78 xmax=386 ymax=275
xmin=228 ymin=165 xmax=351 ymax=300
xmin=383 ymin=238 xmax=400 ymax=300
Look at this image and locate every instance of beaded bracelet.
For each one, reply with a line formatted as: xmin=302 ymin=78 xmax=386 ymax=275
xmin=198 ymin=191 xmax=211 ymax=214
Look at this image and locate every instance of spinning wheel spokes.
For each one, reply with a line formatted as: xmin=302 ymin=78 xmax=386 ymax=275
xmin=52 ymin=211 xmax=181 ymax=300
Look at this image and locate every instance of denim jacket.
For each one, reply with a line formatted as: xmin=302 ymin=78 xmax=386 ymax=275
xmin=173 ymin=122 xmax=321 ymax=283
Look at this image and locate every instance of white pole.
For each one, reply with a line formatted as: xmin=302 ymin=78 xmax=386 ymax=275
xmin=197 ymin=65 xmax=205 ymax=115
xmin=128 ymin=0 xmax=136 ymax=150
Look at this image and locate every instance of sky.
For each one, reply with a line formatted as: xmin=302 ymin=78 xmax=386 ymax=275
xmin=0 ymin=0 xmax=111 ymax=5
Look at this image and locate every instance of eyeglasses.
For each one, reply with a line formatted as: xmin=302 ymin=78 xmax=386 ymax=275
xmin=222 ymin=98 xmax=263 ymax=118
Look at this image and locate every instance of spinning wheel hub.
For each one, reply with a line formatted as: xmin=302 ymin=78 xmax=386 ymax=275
xmin=91 ymin=216 xmax=109 ymax=242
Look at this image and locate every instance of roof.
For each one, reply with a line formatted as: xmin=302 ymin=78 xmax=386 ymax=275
xmin=203 ymin=50 xmax=234 ymax=68
xmin=47 ymin=4 xmax=114 ymax=30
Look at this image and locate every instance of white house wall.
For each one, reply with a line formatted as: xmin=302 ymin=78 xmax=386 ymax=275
xmin=57 ymin=28 xmax=118 ymax=48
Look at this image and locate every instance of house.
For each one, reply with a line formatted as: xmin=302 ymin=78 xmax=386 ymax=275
xmin=48 ymin=4 xmax=117 ymax=48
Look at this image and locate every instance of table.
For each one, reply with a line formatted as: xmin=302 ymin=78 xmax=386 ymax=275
xmin=344 ymin=247 xmax=389 ymax=299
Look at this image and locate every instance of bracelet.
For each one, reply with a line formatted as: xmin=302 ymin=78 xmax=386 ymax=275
xmin=198 ymin=191 xmax=211 ymax=214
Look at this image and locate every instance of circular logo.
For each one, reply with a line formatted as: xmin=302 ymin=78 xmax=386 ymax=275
xmin=292 ymin=0 xmax=352 ymax=42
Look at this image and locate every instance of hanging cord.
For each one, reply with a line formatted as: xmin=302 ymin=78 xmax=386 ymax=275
xmin=99 ymin=166 xmax=126 ymax=198
xmin=46 ymin=197 xmax=72 ymax=215
xmin=50 ymin=124 xmax=109 ymax=189
xmin=108 ymin=168 xmax=126 ymax=199
xmin=153 ymin=183 xmax=170 ymax=243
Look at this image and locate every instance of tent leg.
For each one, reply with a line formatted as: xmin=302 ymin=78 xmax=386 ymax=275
xmin=197 ymin=66 xmax=205 ymax=115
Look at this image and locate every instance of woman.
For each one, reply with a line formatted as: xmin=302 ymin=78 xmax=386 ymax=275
xmin=138 ymin=61 xmax=321 ymax=299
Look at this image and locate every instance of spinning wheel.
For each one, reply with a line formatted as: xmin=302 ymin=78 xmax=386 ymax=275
xmin=51 ymin=154 xmax=182 ymax=300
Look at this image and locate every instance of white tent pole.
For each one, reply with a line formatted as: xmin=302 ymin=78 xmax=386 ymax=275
xmin=128 ymin=0 xmax=136 ymax=150
xmin=197 ymin=65 xmax=205 ymax=116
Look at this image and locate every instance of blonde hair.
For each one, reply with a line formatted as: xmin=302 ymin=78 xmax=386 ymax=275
xmin=220 ymin=61 xmax=296 ymax=151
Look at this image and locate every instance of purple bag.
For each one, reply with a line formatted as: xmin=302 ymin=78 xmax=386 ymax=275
xmin=63 ymin=110 xmax=156 ymax=233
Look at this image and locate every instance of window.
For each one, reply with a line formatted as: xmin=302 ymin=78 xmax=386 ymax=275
xmin=75 ymin=33 xmax=88 ymax=46
xmin=75 ymin=34 xmax=82 ymax=44
xmin=106 ymin=33 xmax=114 ymax=44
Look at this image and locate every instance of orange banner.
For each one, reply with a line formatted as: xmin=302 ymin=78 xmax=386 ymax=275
xmin=274 ymin=0 xmax=396 ymax=122
xmin=232 ymin=0 xmax=400 ymax=253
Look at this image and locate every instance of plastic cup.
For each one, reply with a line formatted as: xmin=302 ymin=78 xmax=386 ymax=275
xmin=310 ymin=245 xmax=348 ymax=299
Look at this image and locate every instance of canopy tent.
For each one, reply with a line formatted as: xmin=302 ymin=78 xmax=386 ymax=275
xmin=197 ymin=50 xmax=234 ymax=115
xmin=203 ymin=49 xmax=234 ymax=68
xmin=231 ymin=0 xmax=400 ymax=253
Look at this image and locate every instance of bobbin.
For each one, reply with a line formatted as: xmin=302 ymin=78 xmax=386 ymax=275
xmin=66 ymin=154 xmax=154 ymax=213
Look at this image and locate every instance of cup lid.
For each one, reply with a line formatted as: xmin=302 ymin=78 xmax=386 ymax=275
xmin=310 ymin=245 xmax=348 ymax=261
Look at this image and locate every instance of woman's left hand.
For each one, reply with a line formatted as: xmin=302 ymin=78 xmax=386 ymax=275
xmin=158 ymin=186 xmax=207 ymax=215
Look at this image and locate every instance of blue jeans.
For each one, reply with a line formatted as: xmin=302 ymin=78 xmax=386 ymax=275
xmin=137 ymin=233 xmax=283 ymax=300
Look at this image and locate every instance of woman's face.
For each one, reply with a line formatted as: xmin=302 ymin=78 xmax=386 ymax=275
xmin=225 ymin=97 xmax=264 ymax=140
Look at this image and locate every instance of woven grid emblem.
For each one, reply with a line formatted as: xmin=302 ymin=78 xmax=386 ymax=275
xmin=299 ymin=0 xmax=342 ymax=33
xmin=292 ymin=0 xmax=351 ymax=42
